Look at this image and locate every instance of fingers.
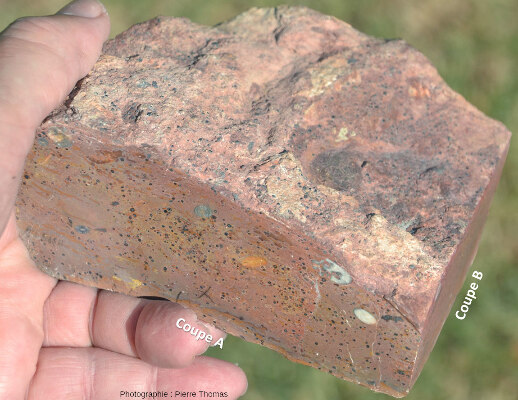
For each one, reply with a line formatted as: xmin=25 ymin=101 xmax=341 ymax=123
xmin=0 ymin=0 xmax=110 ymax=238
xmin=43 ymin=282 xmax=227 ymax=368
xmin=0 ymin=0 xmax=110 ymax=138
xmin=0 ymin=237 xmax=57 ymax=399
xmin=0 ymin=3 xmax=109 ymax=395
xmin=134 ymin=298 xmax=226 ymax=368
xmin=42 ymin=281 xmax=98 ymax=347
xmin=28 ymin=348 xmax=248 ymax=400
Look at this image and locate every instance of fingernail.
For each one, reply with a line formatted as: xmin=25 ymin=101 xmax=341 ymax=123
xmin=58 ymin=0 xmax=107 ymax=18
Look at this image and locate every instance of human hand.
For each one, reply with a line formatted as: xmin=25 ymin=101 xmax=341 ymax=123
xmin=0 ymin=0 xmax=248 ymax=398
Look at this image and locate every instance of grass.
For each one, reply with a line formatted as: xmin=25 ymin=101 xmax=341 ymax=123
xmin=2 ymin=1 xmax=517 ymax=399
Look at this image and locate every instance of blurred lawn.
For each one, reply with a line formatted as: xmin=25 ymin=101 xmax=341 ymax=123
xmin=1 ymin=1 xmax=517 ymax=399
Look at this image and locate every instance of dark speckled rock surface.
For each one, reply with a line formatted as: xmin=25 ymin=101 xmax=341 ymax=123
xmin=15 ymin=6 xmax=511 ymax=397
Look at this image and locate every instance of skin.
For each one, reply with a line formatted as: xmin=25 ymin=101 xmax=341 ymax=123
xmin=0 ymin=0 xmax=248 ymax=398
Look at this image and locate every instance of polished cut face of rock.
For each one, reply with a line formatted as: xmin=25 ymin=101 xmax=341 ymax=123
xmin=15 ymin=6 xmax=511 ymax=397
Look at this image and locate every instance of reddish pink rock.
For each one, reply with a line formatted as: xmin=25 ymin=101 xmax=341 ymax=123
xmin=15 ymin=6 xmax=511 ymax=397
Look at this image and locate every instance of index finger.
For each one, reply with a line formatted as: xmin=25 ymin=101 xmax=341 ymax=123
xmin=43 ymin=281 xmax=227 ymax=368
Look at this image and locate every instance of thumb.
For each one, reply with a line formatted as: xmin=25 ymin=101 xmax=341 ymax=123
xmin=0 ymin=0 xmax=110 ymax=239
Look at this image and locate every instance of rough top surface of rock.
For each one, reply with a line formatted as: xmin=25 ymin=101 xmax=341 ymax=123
xmin=16 ymin=6 xmax=511 ymax=397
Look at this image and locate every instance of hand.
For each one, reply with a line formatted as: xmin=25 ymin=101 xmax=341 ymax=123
xmin=0 ymin=0 xmax=247 ymax=398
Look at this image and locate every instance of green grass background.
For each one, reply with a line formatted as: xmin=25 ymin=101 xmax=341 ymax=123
xmin=1 ymin=1 xmax=517 ymax=399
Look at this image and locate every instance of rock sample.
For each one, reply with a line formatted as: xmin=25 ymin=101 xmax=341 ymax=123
xmin=15 ymin=6 xmax=511 ymax=397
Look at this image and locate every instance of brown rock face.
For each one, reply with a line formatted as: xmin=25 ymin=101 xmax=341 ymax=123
xmin=15 ymin=7 xmax=510 ymax=397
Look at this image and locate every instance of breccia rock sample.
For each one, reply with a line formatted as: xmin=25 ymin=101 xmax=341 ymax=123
xmin=16 ymin=6 xmax=511 ymax=397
